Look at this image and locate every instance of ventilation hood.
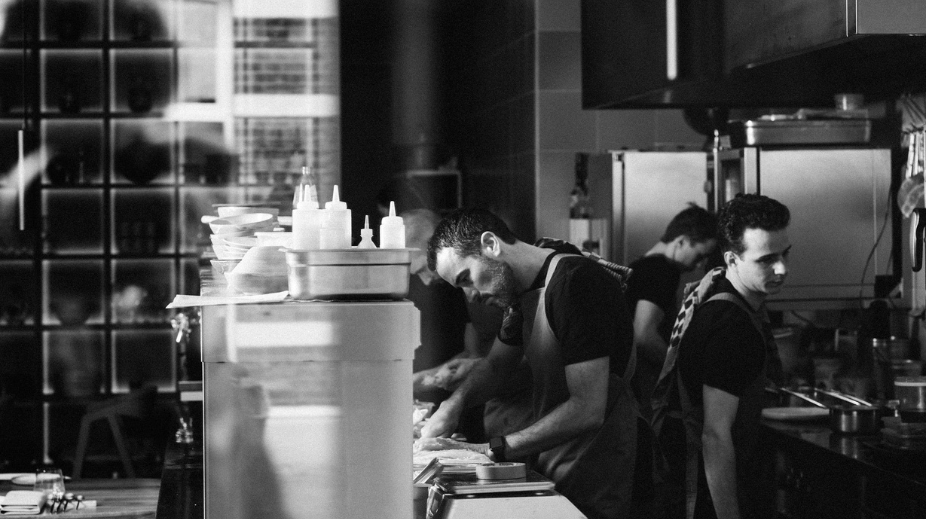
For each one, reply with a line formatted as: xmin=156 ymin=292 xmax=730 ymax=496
xmin=582 ymin=0 xmax=926 ymax=109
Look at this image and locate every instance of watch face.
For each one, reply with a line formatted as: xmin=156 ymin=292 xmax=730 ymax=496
xmin=490 ymin=437 xmax=504 ymax=449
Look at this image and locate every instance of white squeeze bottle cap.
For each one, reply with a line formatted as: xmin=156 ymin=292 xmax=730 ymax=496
xmin=379 ymin=201 xmax=405 ymax=249
xmin=357 ymin=215 xmax=376 ymax=248
xmin=320 ymin=185 xmax=352 ymax=249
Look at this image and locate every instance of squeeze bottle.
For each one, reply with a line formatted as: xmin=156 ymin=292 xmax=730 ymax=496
xmin=292 ymin=184 xmax=324 ymax=250
xmin=379 ymin=201 xmax=405 ymax=249
xmin=319 ymin=185 xmax=352 ymax=249
xmin=357 ymin=215 xmax=377 ymax=248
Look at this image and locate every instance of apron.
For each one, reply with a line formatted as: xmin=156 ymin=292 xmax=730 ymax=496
xmin=672 ymin=293 xmax=779 ymax=519
xmin=520 ymin=253 xmax=639 ymax=519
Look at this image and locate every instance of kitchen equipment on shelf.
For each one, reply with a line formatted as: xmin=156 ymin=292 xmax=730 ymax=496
xmin=895 ymin=376 xmax=926 ymax=408
xmin=726 ymin=118 xmax=871 ymax=147
xmin=283 ymin=248 xmax=412 ymax=300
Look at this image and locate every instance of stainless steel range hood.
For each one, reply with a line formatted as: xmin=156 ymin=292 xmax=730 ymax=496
xmin=582 ymin=0 xmax=926 ymax=109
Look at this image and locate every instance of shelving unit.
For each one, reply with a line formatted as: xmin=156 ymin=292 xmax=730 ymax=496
xmin=0 ymin=0 xmax=339 ymax=472
xmin=0 ymin=0 xmax=226 ymax=470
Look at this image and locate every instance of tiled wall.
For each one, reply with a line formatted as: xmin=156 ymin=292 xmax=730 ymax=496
xmin=534 ymin=0 xmax=704 ymax=241
xmin=341 ymin=0 xmax=704 ymax=240
xmin=445 ymin=0 xmax=537 ymax=239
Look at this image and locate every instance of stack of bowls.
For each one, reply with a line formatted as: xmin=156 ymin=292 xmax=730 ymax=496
xmin=214 ymin=204 xmax=280 ymax=219
xmin=209 ymin=213 xmax=276 ymax=260
xmin=225 ymin=245 xmax=289 ymax=294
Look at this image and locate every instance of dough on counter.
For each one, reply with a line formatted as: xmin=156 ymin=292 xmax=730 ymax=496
xmin=413 ymin=449 xmax=491 ymax=466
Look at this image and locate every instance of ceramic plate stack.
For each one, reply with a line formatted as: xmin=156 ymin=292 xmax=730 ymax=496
xmin=208 ymin=213 xmax=276 ymax=260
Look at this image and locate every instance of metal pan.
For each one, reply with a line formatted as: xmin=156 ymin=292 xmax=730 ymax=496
xmin=776 ymin=387 xmax=881 ymax=435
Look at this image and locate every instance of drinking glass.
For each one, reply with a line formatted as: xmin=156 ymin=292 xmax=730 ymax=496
xmin=33 ymin=467 xmax=66 ymax=498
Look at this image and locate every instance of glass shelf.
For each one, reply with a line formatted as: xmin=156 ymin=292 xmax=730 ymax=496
xmin=0 ymin=260 xmax=38 ymax=326
xmin=41 ymin=49 xmax=104 ymax=114
xmin=41 ymin=119 xmax=104 ymax=185
xmin=42 ymin=259 xmax=104 ymax=326
xmin=111 ymin=119 xmax=174 ymax=184
xmin=112 ymin=329 xmax=175 ymax=393
xmin=41 ymin=0 xmax=104 ymax=42
xmin=0 ymin=332 xmax=40 ymax=397
xmin=42 ymin=189 xmax=104 ymax=254
xmin=111 ymin=187 xmax=175 ymax=255
xmin=110 ymin=48 xmax=174 ymax=114
xmin=111 ymin=258 xmax=174 ymax=325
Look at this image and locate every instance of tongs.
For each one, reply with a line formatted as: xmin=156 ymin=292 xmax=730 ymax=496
xmin=777 ymin=387 xmax=828 ymax=409
xmin=814 ymin=388 xmax=873 ymax=407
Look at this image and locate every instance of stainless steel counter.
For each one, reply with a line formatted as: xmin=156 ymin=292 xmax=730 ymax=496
xmin=199 ymin=267 xmax=420 ymax=519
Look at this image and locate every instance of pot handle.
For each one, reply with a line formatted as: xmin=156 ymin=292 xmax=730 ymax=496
xmin=777 ymin=387 xmax=828 ymax=408
xmin=815 ymin=388 xmax=872 ymax=407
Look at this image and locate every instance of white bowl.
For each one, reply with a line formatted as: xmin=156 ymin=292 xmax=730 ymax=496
xmin=209 ymin=213 xmax=276 ymax=234
xmin=226 ymin=246 xmax=288 ymax=294
xmin=223 ymin=236 xmax=259 ymax=252
xmin=233 ymin=245 xmax=288 ymax=275
xmin=255 ymin=231 xmax=293 ymax=247
xmin=217 ymin=206 xmax=281 ymax=218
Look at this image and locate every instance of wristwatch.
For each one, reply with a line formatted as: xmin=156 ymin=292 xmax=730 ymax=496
xmin=488 ymin=436 xmax=507 ymax=462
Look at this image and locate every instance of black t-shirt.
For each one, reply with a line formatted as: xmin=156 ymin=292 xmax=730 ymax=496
xmin=500 ymin=246 xmax=634 ymax=376
xmin=625 ymin=255 xmax=681 ymax=341
xmin=677 ymin=277 xmax=765 ymax=406
xmin=407 ymin=274 xmax=470 ymax=373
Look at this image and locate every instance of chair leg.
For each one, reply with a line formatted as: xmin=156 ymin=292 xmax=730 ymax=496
xmin=107 ymin=414 xmax=136 ymax=478
xmin=73 ymin=416 xmax=93 ymax=479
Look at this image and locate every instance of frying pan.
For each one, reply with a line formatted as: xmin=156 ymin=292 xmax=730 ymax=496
xmin=776 ymin=387 xmax=881 ymax=435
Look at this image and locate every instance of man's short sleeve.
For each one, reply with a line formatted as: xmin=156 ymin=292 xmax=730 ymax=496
xmin=680 ymin=300 xmax=765 ymax=399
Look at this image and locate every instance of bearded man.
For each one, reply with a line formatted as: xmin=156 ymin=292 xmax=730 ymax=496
xmin=415 ymin=208 xmax=639 ymax=519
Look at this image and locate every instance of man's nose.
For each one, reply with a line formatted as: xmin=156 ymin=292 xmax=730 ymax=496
xmin=773 ymin=258 xmax=788 ymax=276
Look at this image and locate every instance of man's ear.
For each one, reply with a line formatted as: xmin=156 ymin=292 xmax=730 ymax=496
xmin=724 ymin=250 xmax=737 ymax=268
xmin=480 ymin=231 xmax=501 ymax=258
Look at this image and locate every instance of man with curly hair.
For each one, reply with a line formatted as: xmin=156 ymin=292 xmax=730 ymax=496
xmin=672 ymin=193 xmax=790 ymax=519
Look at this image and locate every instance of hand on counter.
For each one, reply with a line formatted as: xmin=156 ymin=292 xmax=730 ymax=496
xmin=419 ymin=402 xmax=460 ymax=439
xmin=414 ymin=437 xmax=491 ymax=459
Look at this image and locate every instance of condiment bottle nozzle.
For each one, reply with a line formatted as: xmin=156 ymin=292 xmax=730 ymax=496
xmin=358 ymin=215 xmax=377 ymax=248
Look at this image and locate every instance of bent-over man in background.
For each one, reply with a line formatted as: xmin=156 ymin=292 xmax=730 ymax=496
xmin=627 ymin=204 xmax=718 ymax=421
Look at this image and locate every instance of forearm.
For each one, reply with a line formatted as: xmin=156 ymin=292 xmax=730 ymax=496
xmin=503 ymin=396 xmax=601 ymax=459
xmin=702 ymin=430 xmax=740 ymax=519
xmin=441 ymin=351 xmax=513 ymax=414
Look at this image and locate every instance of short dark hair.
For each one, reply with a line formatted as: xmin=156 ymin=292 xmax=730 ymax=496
xmin=718 ymin=194 xmax=790 ymax=255
xmin=660 ymin=203 xmax=717 ymax=243
xmin=427 ymin=208 xmax=519 ymax=271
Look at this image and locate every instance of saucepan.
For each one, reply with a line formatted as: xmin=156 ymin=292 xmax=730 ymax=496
xmin=776 ymin=387 xmax=881 ymax=435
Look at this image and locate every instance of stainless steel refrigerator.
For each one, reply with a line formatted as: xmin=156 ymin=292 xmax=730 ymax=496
xmin=584 ymin=150 xmax=709 ymax=272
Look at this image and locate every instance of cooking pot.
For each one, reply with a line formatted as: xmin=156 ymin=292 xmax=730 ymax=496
xmin=776 ymin=387 xmax=881 ymax=435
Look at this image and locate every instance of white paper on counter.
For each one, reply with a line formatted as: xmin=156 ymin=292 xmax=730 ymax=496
xmin=167 ymin=291 xmax=289 ymax=308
